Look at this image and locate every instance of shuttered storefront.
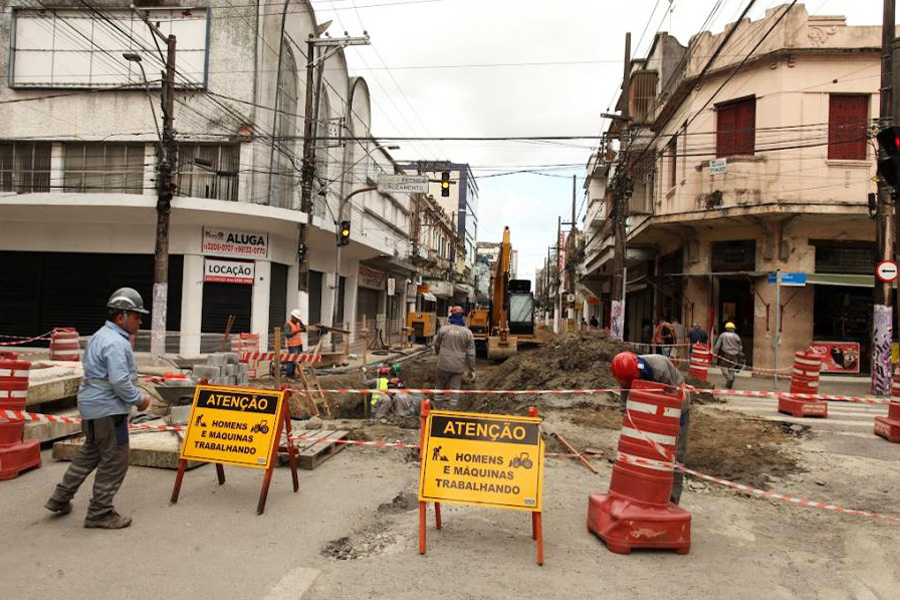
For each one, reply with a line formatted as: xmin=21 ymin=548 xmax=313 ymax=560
xmin=357 ymin=288 xmax=380 ymax=325
xmin=0 ymin=251 xmax=182 ymax=346
xmin=268 ymin=262 xmax=288 ymax=333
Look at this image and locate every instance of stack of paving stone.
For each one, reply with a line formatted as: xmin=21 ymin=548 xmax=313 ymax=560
xmin=190 ymin=352 xmax=249 ymax=386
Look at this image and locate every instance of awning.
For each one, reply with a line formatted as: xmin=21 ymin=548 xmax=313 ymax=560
xmin=421 ymin=292 xmax=437 ymax=302
xmin=806 ymin=273 xmax=882 ymax=288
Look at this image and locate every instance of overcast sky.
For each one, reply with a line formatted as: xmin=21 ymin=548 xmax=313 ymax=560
xmin=311 ymin=0 xmax=884 ymax=284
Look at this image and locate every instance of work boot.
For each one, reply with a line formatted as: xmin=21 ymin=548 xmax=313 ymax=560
xmin=44 ymin=498 xmax=72 ymax=515
xmin=84 ymin=510 xmax=132 ymax=529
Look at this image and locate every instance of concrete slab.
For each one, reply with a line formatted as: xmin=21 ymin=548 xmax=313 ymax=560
xmin=53 ymin=431 xmax=204 ymax=470
xmin=26 ymin=364 xmax=82 ymax=407
xmin=23 ymin=407 xmax=82 ymax=443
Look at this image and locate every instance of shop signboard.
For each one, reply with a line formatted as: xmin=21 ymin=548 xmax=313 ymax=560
xmin=203 ymin=227 xmax=268 ymax=259
xmin=204 ymin=258 xmax=255 ymax=284
xmin=359 ymin=265 xmax=387 ymax=290
xmin=808 ymin=341 xmax=861 ymax=374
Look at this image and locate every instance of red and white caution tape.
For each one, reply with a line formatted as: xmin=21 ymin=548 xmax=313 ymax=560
xmin=0 ymin=331 xmax=53 ymax=347
xmin=239 ymin=352 xmax=323 ymax=362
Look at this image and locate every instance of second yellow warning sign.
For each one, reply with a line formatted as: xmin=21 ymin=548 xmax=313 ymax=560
xmin=418 ymin=410 xmax=544 ymax=511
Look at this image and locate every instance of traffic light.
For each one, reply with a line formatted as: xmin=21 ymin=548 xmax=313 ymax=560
xmin=338 ymin=220 xmax=351 ymax=246
xmin=876 ymin=126 xmax=900 ymax=187
xmin=440 ymin=171 xmax=451 ymax=197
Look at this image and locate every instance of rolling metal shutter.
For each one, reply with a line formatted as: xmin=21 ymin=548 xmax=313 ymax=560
xmin=268 ymin=262 xmax=288 ymax=334
xmin=0 ymin=251 xmax=182 ymax=341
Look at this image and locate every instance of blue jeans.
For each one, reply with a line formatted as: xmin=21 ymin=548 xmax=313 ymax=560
xmin=661 ymin=346 xmax=672 ymax=357
xmin=285 ymin=346 xmax=303 ymax=378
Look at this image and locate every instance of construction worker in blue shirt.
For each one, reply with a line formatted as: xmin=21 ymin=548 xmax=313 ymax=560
xmin=45 ymin=288 xmax=151 ymax=529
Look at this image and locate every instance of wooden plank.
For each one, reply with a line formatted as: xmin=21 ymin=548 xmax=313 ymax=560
xmin=296 ymin=429 xmax=348 ymax=470
xmin=278 ymin=428 xmax=349 ymax=470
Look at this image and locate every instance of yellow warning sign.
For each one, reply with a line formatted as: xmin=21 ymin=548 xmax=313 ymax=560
xmin=418 ymin=410 xmax=544 ymax=511
xmin=180 ymin=385 xmax=285 ymax=469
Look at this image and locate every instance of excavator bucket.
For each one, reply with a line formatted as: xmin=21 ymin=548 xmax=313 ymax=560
xmin=487 ymin=335 xmax=518 ymax=361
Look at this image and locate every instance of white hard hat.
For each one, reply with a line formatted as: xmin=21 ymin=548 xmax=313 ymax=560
xmin=290 ymin=309 xmax=302 ymax=320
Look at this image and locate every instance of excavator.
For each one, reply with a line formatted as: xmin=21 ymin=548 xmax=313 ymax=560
xmin=468 ymin=226 xmax=537 ymax=360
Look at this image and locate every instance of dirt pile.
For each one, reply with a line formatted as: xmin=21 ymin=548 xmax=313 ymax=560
xmin=459 ymin=330 xmax=627 ymax=413
xmin=484 ymin=330 xmax=626 ymax=391
xmin=567 ymin=405 xmax=803 ymax=489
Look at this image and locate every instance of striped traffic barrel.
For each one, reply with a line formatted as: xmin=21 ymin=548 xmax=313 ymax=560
xmin=688 ymin=344 xmax=711 ymax=381
xmin=0 ymin=358 xmax=31 ymax=446
xmin=790 ymin=350 xmax=821 ymax=395
xmin=49 ymin=328 xmax=80 ymax=361
xmin=609 ymin=380 xmax=684 ymax=505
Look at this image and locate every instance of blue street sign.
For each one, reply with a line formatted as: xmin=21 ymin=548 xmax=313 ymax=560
xmin=767 ymin=272 xmax=806 ymax=286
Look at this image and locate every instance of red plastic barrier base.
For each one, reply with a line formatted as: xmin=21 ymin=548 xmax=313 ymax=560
xmin=0 ymin=421 xmax=25 ymax=445
xmin=778 ymin=396 xmax=828 ymax=418
xmin=874 ymin=417 xmax=900 ymax=443
xmin=586 ymin=492 xmax=691 ymax=554
xmin=0 ymin=439 xmax=41 ymax=481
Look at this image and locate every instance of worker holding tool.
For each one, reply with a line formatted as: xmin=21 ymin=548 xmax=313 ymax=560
xmin=714 ymin=322 xmax=744 ymax=389
xmin=45 ymin=287 xmax=152 ymax=529
xmin=610 ymin=351 xmax=690 ymax=505
xmin=433 ymin=306 xmax=476 ymax=410
xmin=284 ymin=309 xmax=306 ymax=379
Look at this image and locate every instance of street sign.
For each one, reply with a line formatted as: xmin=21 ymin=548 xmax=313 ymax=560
xmin=767 ymin=272 xmax=806 ymax=286
xmin=180 ymin=385 xmax=285 ymax=469
xmin=877 ymin=260 xmax=898 ymax=283
xmin=418 ymin=410 xmax=544 ymax=511
xmin=709 ymin=158 xmax=728 ymax=174
xmin=377 ymin=174 xmax=429 ymax=193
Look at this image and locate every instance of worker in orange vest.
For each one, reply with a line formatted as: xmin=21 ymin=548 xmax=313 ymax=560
xmin=284 ymin=309 xmax=306 ymax=379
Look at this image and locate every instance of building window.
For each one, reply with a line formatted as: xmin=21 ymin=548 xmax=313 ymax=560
xmin=828 ymin=94 xmax=869 ymax=160
xmin=813 ymin=240 xmax=876 ymax=274
xmin=176 ymin=144 xmax=239 ymax=201
xmin=716 ymin=97 xmax=756 ymax=158
xmin=711 ymin=240 xmax=756 ymax=272
xmin=272 ymin=40 xmax=298 ymax=209
xmin=63 ymin=144 xmax=145 ymax=194
xmin=0 ymin=142 xmax=51 ymax=193
xmin=667 ymin=136 xmax=677 ymax=188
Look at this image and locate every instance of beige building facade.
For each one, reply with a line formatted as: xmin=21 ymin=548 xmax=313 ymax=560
xmin=581 ymin=4 xmax=889 ymax=373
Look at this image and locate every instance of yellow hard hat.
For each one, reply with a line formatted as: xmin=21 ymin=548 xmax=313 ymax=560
xmin=725 ymin=322 xmax=736 ymax=330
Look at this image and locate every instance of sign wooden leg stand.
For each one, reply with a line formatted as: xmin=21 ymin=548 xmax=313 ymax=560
xmin=171 ymin=460 xmax=187 ymax=504
xmin=418 ymin=400 xmax=443 ymax=555
xmin=528 ymin=406 xmax=543 ymax=565
xmin=258 ymin=400 xmax=299 ymax=514
xmin=216 ymin=464 xmax=226 ymax=485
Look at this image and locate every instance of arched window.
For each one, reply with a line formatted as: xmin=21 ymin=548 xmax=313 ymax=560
xmin=273 ymin=40 xmax=298 ymax=208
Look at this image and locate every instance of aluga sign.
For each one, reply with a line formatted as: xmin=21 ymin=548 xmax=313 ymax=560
xmin=203 ymin=227 xmax=269 ymax=259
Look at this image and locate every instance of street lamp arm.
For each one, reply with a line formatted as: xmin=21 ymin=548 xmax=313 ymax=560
xmin=339 ymin=185 xmax=377 ymax=215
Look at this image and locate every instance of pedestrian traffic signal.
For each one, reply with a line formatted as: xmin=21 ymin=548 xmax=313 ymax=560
xmin=876 ymin=126 xmax=900 ymax=187
xmin=338 ymin=220 xmax=351 ymax=246
xmin=441 ymin=171 xmax=451 ymax=197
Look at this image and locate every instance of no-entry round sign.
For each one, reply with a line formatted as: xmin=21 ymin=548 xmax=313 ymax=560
xmin=876 ymin=260 xmax=898 ymax=283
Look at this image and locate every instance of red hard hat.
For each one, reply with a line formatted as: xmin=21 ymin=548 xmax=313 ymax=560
xmin=611 ymin=352 xmax=640 ymax=385
xmin=450 ymin=306 xmax=464 ymax=315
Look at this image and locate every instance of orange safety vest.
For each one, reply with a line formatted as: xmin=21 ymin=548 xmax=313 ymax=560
xmin=286 ymin=320 xmax=304 ymax=348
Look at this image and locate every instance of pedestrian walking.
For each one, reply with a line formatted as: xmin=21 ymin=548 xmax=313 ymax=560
xmin=433 ymin=306 xmax=476 ymax=409
xmin=589 ymin=315 xmax=599 ymax=329
xmin=610 ymin=351 xmax=691 ymax=505
xmin=653 ymin=318 xmax=676 ymax=357
xmin=714 ymin=322 xmax=744 ymax=389
xmin=688 ymin=323 xmax=708 ymax=346
xmin=45 ymin=288 xmax=151 ymax=529
xmin=672 ymin=316 xmax=687 ymax=360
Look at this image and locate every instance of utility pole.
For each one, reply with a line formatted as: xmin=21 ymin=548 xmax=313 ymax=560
xmin=136 ymin=11 xmax=177 ymax=362
xmin=873 ymin=0 xmax=895 ymax=395
xmin=298 ymin=34 xmax=370 ymax=295
xmin=609 ymin=32 xmax=631 ymax=340
xmin=556 ymin=216 xmax=562 ymax=334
